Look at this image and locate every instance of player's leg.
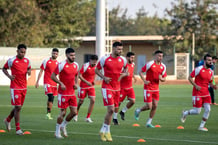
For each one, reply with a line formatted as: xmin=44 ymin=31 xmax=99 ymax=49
xmin=120 ymin=88 xmax=135 ymax=120
xmin=4 ymin=107 xmax=15 ymax=132
xmin=46 ymin=93 xmax=54 ymax=120
xmin=86 ymin=96 xmax=95 ymax=123
xmin=113 ymin=91 xmax=120 ymax=125
xmin=181 ymin=96 xmax=202 ymax=123
xmin=146 ymin=98 xmax=158 ymax=128
xmin=135 ymin=90 xmax=152 ymax=120
xmin=55 ymin=108 xmax=66 ymax=139
xmin=99 ymin=89 xmax=114 ymax=141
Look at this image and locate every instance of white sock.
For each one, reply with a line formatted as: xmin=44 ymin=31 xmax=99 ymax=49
xmin=61 ymin=120 xmax=68 ymax=127
xmin=100 ymin=123 xmax=107 ymax=133
xmin=106 ymin=125 xmax=110 ymax=133
xmin=56 ymin=123 xmax=61 ymax=136
xmin=146 ymin=118 xmax=152 ymax=125
xmin=199 ymin=120 xmax=206 ymax=128
xmin=136 ymin=108 xmax=141 ymax=113
xmin=113 ymin=113 xmax=118 ymax=119
xmin=122 ymin=106 xmax=128 ymax=113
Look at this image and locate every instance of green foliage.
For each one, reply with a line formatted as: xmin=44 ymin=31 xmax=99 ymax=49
xmin=0 ymin=0 xmax=95 ymax=47
xmin=164 ymin=0 xmax=218 ymax=60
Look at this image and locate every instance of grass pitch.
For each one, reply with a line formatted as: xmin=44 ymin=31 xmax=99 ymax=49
xmin=0 ymin=85 xmax=218 ymax=145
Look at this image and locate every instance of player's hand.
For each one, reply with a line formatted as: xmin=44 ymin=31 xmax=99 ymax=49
xmin=195 ymin=85 xmax=201 ymax=91
xmin=60 ymin=82 xmax=66 ymax=90
xmin=144 ymin=80 xmax=150 ymax=85
xmin=103 ymin=77 xmax=112 ymax=84
xmin=212 ymin=85 xmax=217 ymax=90
xmin=27 ymin=69 xmax=31 ymax=76
xmin=118 ymin=72 xmax=129 ymax=81
xmin=35 ymin=83 xmax=39 ymax=88
xmin=9 ymin=75 xmax=15 ymax=81
xmin=86 ymin=82 xmax=92 ymax=86
xmin=73 ymin=84 xmax=78 ymax=90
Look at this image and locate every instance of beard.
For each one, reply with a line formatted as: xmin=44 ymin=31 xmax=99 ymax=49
xmin=206 ymin=63 xmax=212 ymax=68
xmin=67 ymin=57 xmax=74 ymax=63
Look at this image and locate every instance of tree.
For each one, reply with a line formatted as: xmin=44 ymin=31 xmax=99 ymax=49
xmin=164 ymin=0 xmax=218 ymax=60
xmin=0 ymin=0 xmax=48 ymax=47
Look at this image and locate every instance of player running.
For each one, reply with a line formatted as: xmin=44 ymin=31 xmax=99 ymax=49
xmin=95 ymin=41 xmax=128 ymax=142
xmin=181 ymin=54 xmax=217 ymax=131
xmin=51 ymin=48 xmax=79 ymax=139
xmin=3 ymin=44 xmax=31 ymax=135
xmin=135 ymin=50 xmax=167 ymax=128
xmin=113 ymin=52 xmax=136 ymax=125
xmin=35 ymin=48 xmax=59 ymax=120
xmin=73 ymin=54 xmax=98 ymax=123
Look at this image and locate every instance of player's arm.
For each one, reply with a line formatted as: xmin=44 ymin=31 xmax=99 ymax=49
xmin=51 ymin=72 xmax=66 ymax=90
xmin=2 ymin=67 xmax=15 ymax=81
xmin=79 ymin=72 xmax=92 ymax=86
xmin=188 ymin=75 xmax=201 ymax=91
xmin=159 ymin=75 xmax=166 ymax=82
xmin=118 ymin=67 xmax=129 ymax=81
xmin=210 ymin=82 xmax=217 ymax=90
xmin=74 ymin=74 xmax=78 ymax=90
xmin=35 ymin=69 xmax=43 ymax=88
xmin=139 ymin=70 xmax=150 ymax=84
xmin=27 ymin=67 xmax=31 ymax=76
xmin=95 ymin=68 xmax=111 ymax=84
xmin=133 ymin=75 xmax=137 ymax=83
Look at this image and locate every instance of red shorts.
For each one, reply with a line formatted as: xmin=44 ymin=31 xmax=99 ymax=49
xmin=102 ymin=88 xmax=120 ymax=107
xmin=57 ymin=94 xmax=77 ymax=109
xmin=119 ymin=88 xmax=135 ymax=102
xmin=44 ymin=84 xmax=57 ymax=96
xmin=192 ymin=96 xmax=211 ymax=108
xmin=10 ymin=89 xmax=27 ymax=106
xmin=78 ymin=87 xmax=95 ymax=100
xmin=144 ymin=90 xmax=159 ymax=103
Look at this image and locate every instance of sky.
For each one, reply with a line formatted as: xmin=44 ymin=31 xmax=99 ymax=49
xmin=107 ymin=0 xmax=176 ymax=18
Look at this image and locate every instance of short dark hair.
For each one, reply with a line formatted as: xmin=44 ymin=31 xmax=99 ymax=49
xmin=154 ymin=50 xmax=163 ymax=55
xmin=204 ymin=54 xmax=212 ymax=60
xmin=65 ymin=48 xmax=75 ymax=54
xmin=52 ymin=48 xmax=59 ymax=52
xmin=126 ymin=52 xmax=135 ymax=57
xmin=212 ymin=56 xmax=218 ymax=60
xmin=113 ymin=41 xmax=123 ymax=48
xmin=17 ymin=44 xmax=27 ymax=50
xmin=90 ymin=54 xmax=98 ymax=60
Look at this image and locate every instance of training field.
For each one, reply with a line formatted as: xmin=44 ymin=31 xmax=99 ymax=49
xmin=0 ymin=85 xmax=218 ymax=145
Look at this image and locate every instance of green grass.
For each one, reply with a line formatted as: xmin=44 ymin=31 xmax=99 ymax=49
xmin=0 ymin=85 xmax=218 ymax=145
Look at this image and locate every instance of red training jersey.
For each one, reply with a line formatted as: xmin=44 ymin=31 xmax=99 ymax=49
xmin=79 ymin=62 xmax=96 ymax=88
xmin=120 ymin=63 xmax=135 ymax=89
xmin=54 ymin=60 xmax=79 ymax=95
xmin=97 ymin=55 xmax=127 ymax=91
xmin=141 ymin=60 xmax=167 ymax=91
xmin=3 ymin=56 xmax=31 ymax=89
xmin=40 ymin=57 xmax=58 ymax=86
xmin=190 ymin=65 xmax=213 ymax=97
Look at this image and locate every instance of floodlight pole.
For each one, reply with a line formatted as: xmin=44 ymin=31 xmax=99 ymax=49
xmin=192 ymin=33 xmax=195 ymax=71
xmin=96 ymin=0 xmax=106 ymax=58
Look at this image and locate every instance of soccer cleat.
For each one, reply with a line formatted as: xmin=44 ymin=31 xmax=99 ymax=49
xmin=181 ymin=110 xmax=187 ymax=123
xmin=198 ymin=127 xmax=208 ymax=132
xmin=99 ymin=132 xmax=106 ymax=141
xmin=105 ymin=132 xmax=113 ymax=142
xmin=46 ymin=113 xmax=53 ymax=120
xmin=4 ymin=119 xmax=11 ymax=132
xmin=113 ymin=118 xmax=119 ymax=125
xmin=16 ymin=129 xmax=24 ymax=135
xmin=85 ymin=118 xmax=93 ymax=123
xmin=55 ymin=134 xmax=64 ymax=139
xmin=119 ymin=111 xmax=125 ymax=120
xmin=146 ymin=124 xmax=155 ymax=128
xmin=73 ymin=115 xmax=78 ymax=122
xmin=60 ymin=126 xmax=68 ymax=137
xmin=134 ymin=109 xmax=140 ymax=121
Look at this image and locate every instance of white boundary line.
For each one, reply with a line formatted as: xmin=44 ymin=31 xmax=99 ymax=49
xmin=13 ymin=128 xmax=218 ymax=144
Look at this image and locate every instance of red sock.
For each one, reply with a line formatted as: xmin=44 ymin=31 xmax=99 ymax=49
xmin=6 ymin=116 xmax=12 ymax=122
xmin=86 ymin=113 xmax=91 ymax=118
xmin=16 ymin=123 xmax=21 ymax=131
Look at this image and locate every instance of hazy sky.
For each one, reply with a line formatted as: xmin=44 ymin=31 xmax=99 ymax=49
xmin=107 ymin=0 xmax=176 ymax=18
